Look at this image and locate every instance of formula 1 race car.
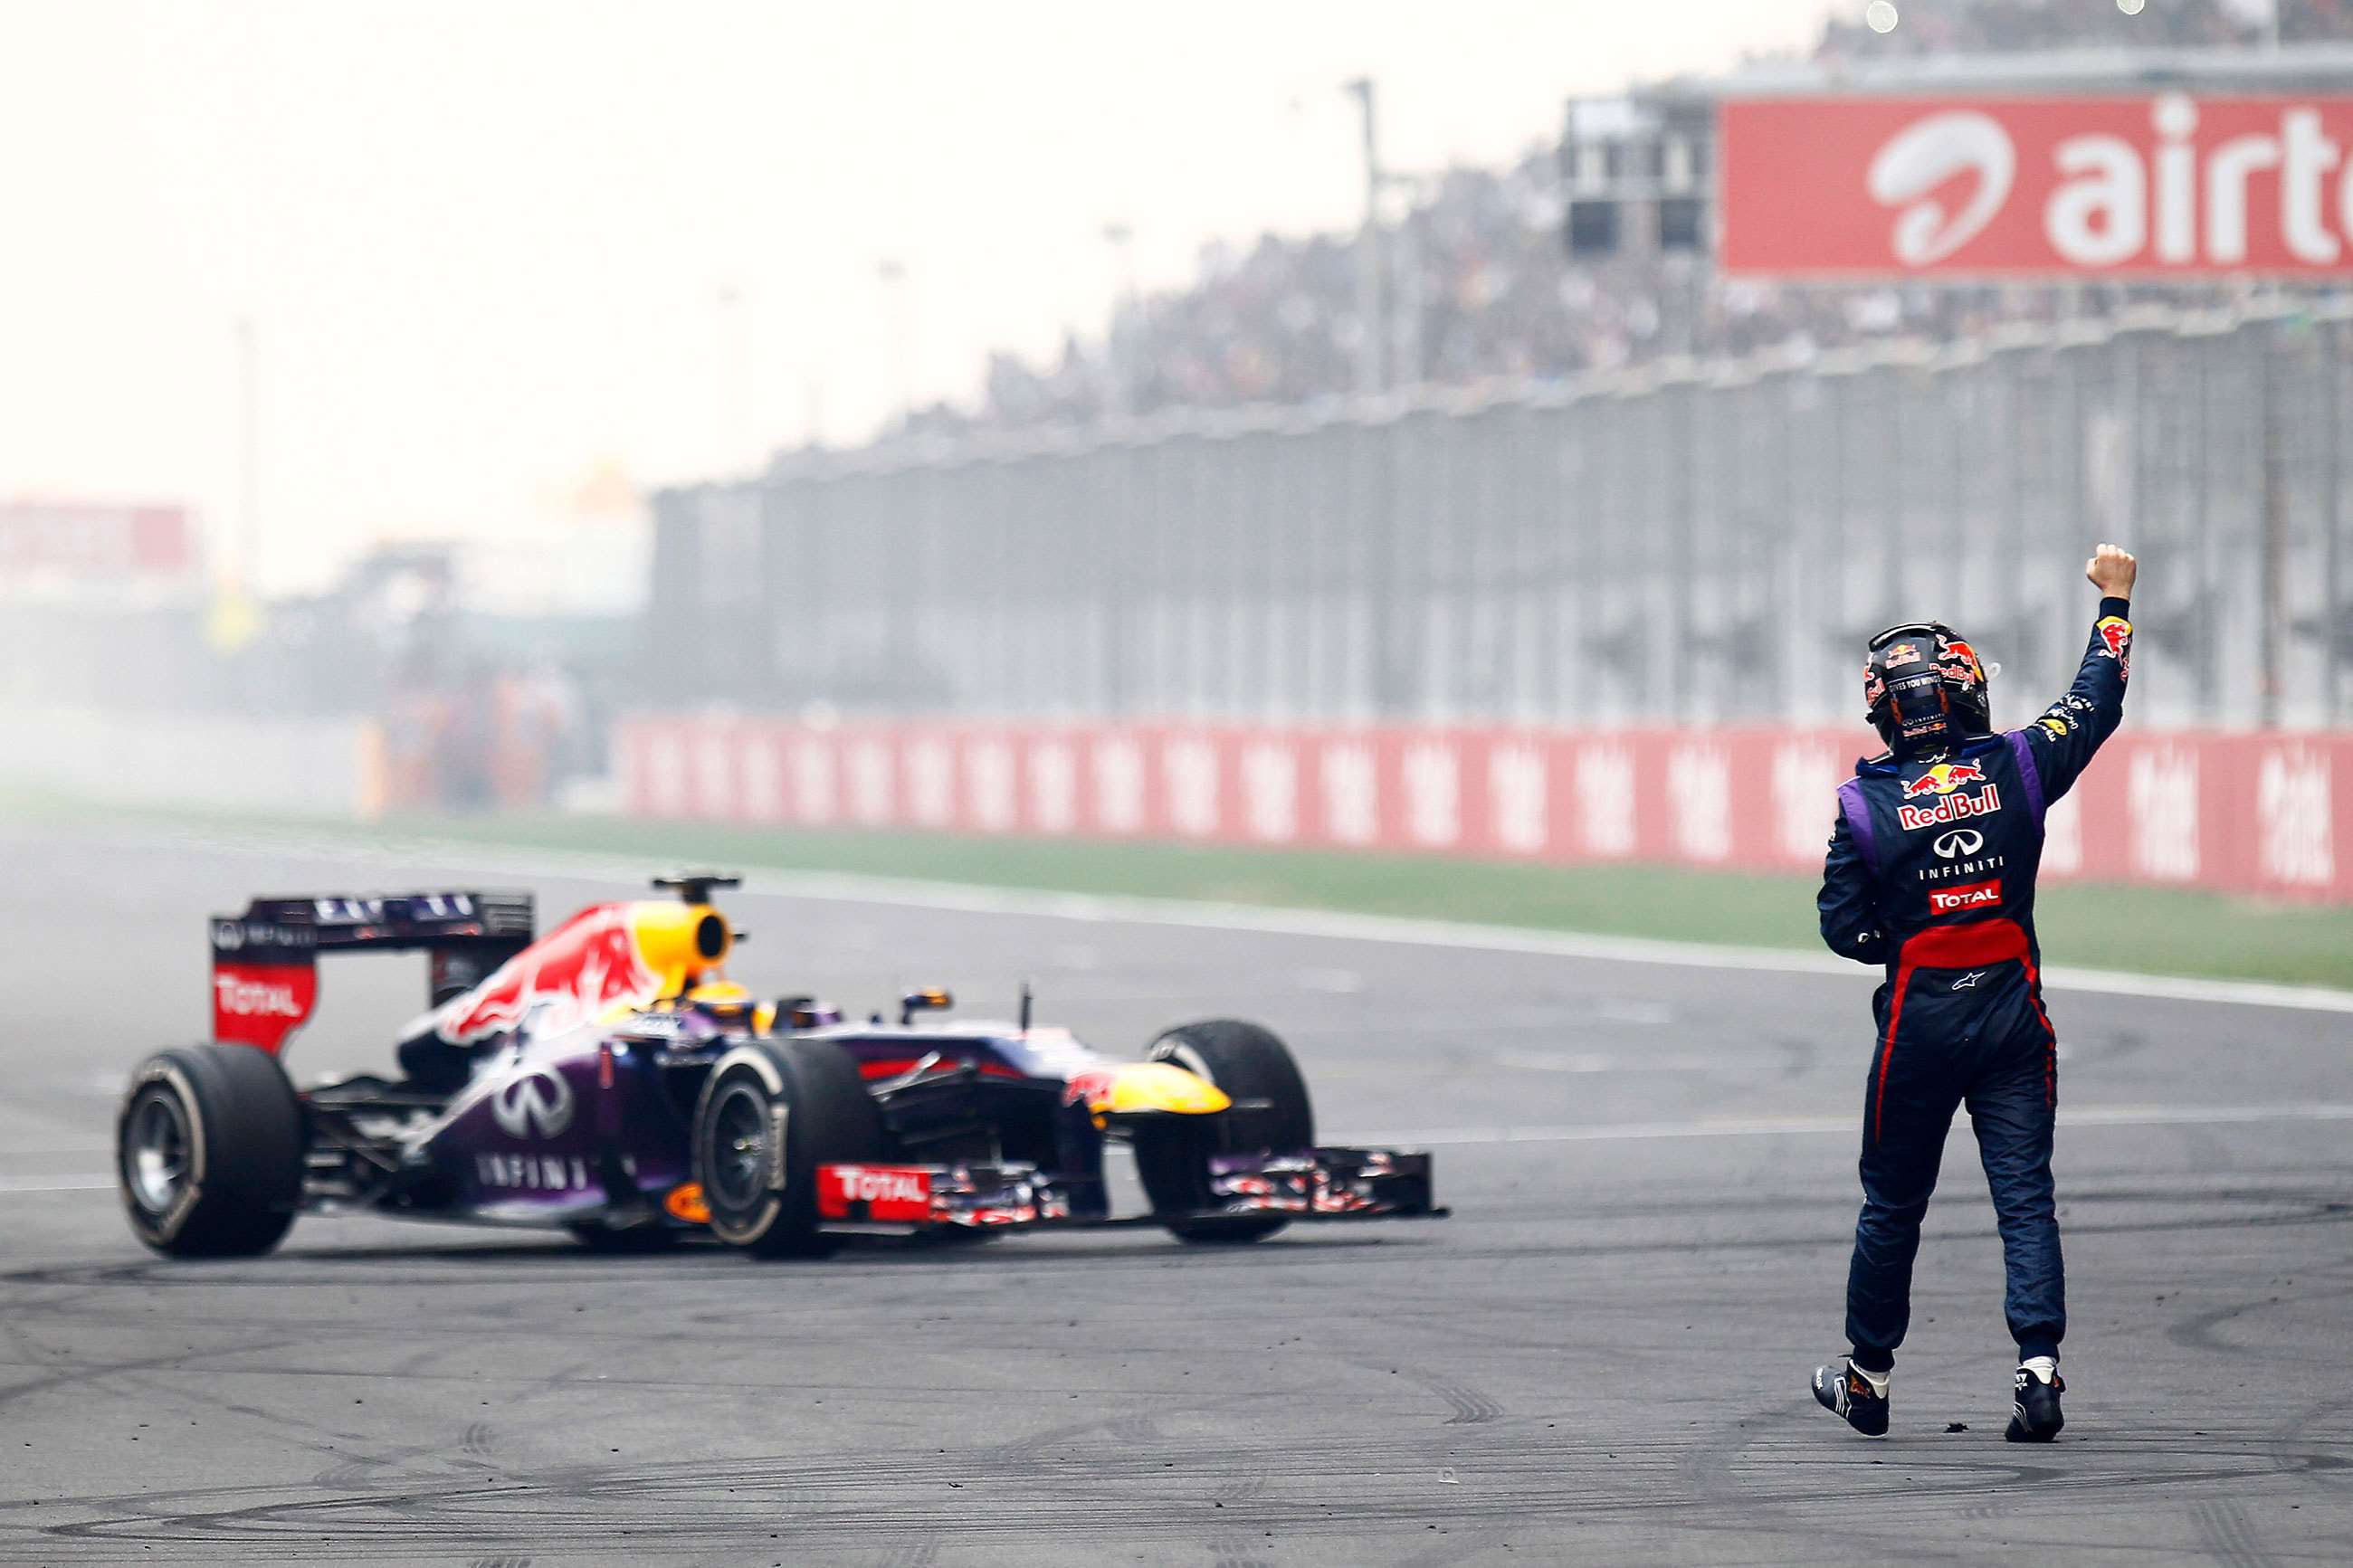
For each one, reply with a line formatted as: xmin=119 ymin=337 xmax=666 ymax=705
xmin=117 ymin=873 xmax=1441 ymax=1259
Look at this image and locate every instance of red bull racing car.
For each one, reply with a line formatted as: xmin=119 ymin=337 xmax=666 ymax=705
xmin=117 ymin=873 xmax=1441 ymax=1259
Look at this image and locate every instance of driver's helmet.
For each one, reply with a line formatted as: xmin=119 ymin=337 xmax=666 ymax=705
xmin=1864 ymin=621 xmax=1993 ymax=755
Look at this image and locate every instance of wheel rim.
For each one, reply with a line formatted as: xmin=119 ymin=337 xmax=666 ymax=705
xmin=707 ymin=1079 xmax=772 ymax=1210
xmin=123 ymin=1089 xmax=192 ymax=1216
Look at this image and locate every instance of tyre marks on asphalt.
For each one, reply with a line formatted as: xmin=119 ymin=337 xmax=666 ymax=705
xmin=7 ymin=1210 xmax=2349 ymax=1563
xmin=0 ymin=1326 xmax=310 ymax=1421
xmin=1405 ymin=1375 xmax=1502 ymax=1426
xmin=2189 ymin=1499 xmax=2280 ymax=1568
xmin=1103 ymin=1413 xmax=1164 ymax=1446
xmin=5 ymin=828 xmax=2351 ymax=1564
xmin=877 ymin=1535 xmax=941 ymax=1568
xmin=19 ymin=1424 xmax=2351 ymax=1561
xmin=1 ymin=1284 xmax=2347 ymax=1555
xmin=2163 ymin=1276 xmax=2353 ymax=1365
xmin=1205 ymin=1472 xmax=1275 ymax=1568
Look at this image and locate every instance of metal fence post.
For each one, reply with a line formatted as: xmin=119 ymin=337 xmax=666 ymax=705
xmin=2329 ymin=317 xmax=2346 ymax=726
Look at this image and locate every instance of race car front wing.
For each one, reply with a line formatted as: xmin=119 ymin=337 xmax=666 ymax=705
xmin=814 ymin=1146 xmax=1443 ymax=1232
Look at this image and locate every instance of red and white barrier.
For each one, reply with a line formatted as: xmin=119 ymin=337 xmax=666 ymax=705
xmin=614 ymin=717 xmax=2353 ymax=904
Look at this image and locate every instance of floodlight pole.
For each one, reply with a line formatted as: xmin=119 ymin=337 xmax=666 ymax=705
xmin=235 ymin=314 xmax=258 ymax=595
xmin=1103 ymin=222 xmax=1138 ymax=416
xmin=715 ymin=283 xmax=745 ymax=473
xmin=1345 ymin=76 xmax=1386 ymax=395
xmin=877 ymin=258 xmax=913 ymax=432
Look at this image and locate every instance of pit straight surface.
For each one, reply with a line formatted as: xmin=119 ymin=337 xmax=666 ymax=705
xmin=2 ymin=822 xmax=2348 ymax=1566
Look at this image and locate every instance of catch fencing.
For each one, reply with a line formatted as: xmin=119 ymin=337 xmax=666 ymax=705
xmin=651 ymin=299 xmax=2352 ymax=732
xmin=635 ymin=300 xmax=2353 ymax=899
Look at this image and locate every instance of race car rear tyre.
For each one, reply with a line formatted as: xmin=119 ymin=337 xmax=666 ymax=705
xmin=692 ymin=1039 xmax=884 ymax=1259
xmin=118 ymin=1044 xmax=305 ymax=1259
xmin=1136 ymin=1020 xmax=1314 ymax=1244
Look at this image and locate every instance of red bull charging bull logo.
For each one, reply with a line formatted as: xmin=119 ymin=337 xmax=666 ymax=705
xmin=2096 ymin=615 xmax=2133 ymax=678
xmin=1898 ymin=761 xmax=2004 ymax=832
xmin=435 ymin=904 xmax=660 ymax=1045
xmin=1901 ymin=761 xmax=1986 ymax=800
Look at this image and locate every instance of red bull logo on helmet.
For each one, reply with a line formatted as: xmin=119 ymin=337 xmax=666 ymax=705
xmin=435 ymin=904 xmax=660 ymax=1045
xmin=1898 ymin=762 xmax=2003 ymax=832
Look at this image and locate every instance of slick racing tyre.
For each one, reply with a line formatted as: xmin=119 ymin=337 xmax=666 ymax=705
xmin=692 ymin=1039 xmax=885 ymax=1259
xmin=118 ymin=1044 xmax=305 ymax=1259
xmin=1135 ymin=1020 xmax=1314 ymax=1245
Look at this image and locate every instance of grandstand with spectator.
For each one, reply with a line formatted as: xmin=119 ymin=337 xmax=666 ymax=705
xmin=872 ymin=6 xmax=2352 ymax=445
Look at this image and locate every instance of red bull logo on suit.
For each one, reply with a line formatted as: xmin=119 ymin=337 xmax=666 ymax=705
xmin=2096 ymin=616 xmax=2135 ymax=678
xmin=1899 ymin=762 xmax=2003 ymax=832
xmin=1902 ymin=762 xmax=1986 ymax=800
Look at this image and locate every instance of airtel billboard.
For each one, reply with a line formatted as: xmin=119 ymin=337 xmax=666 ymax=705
xmin=1720 ymin=95 xmax=2353 ymax=276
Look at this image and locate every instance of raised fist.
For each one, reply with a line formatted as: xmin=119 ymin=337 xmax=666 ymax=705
xmin=2085 ymin=542 xmax=2137 ymax=599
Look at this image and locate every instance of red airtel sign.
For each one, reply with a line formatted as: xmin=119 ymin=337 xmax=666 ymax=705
xmin=1720 ymin=95 xmax=2353 ymax=277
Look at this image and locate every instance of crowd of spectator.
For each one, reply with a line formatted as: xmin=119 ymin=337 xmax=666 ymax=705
xmin=1822 ymin=0 xmax=2353 ymax=58
xmin=901 ymin=2 xmax=2352 ymax=441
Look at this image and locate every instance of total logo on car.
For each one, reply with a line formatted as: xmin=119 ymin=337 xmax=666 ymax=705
xmin=1898 ymin=761 xmax=2005 ymax=832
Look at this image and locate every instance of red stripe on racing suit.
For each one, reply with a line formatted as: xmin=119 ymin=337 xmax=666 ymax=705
xmin=1872 ymin=918 xmax=2036 ymax=1143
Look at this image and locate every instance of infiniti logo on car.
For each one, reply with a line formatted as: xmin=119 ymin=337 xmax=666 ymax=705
xmin=491 ymin=1069 xmax=575 ymax=1140
xmin=1934 ymin=829 xmax=1985 ymax=860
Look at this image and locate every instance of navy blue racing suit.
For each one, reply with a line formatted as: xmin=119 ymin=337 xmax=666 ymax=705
xmin=1817 ymin=597 xmax=2132 ymax=1371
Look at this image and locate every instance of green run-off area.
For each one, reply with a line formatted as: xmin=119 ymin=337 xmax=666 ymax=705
xmin=406 ymin=813 xmax=2353 ymax=991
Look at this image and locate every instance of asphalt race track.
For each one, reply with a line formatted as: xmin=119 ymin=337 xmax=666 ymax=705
xmin=3 ymin=822 xmax=2350 ymax=1566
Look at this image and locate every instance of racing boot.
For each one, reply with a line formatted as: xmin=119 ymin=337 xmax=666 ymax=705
xmin=1812 ymin=1358 xmax=1889 ymax=1437
xmin=2005 ymin=1356 xmax=2065 ymax=1443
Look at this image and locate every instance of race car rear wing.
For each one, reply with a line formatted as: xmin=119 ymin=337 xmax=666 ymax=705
xmin=211 ymin=891 xmax=534 ymax=1055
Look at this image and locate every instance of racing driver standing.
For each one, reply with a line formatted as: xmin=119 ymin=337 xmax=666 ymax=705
xmin=1812 ymin=543 xmax=2138 ymax=1442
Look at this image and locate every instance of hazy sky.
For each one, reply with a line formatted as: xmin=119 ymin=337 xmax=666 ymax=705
xmin=2 ymin=1 xmax=1839 ymax=593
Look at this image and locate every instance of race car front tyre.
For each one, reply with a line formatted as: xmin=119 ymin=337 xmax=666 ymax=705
xmin=692 ymin=1039 xmax=885 ymax=1259
xmin=1136 ymin=1020 xmax=1314 ymax=1244
xmin=118 ymin=1044 xmax=305 ymax=1259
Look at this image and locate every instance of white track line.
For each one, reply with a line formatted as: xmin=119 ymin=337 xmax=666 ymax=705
xmin=0 ymin=1174 xmax=112 ymax=1194
xmin=1358 ymin=1101 xmax=2353 ymax=1148
xmin=57 ymin=818 xmax=2353 ymax=1015
xmin=414 ymin=853 xmax=2353 ymax=1014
